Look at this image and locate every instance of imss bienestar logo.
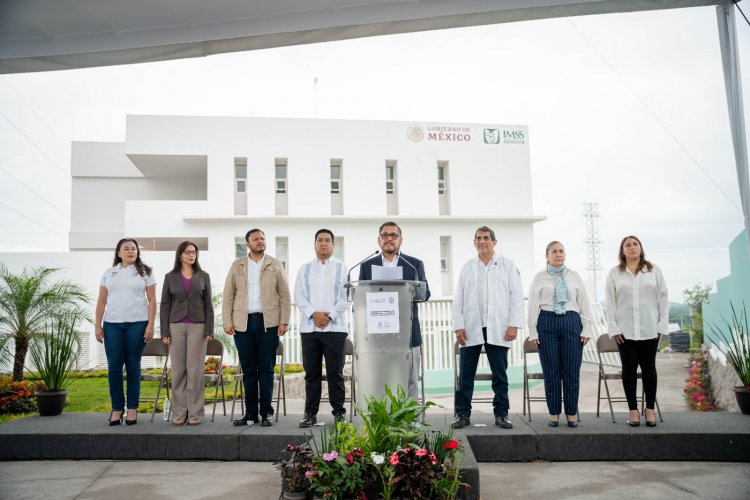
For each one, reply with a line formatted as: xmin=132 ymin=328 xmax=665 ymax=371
xmin=483 ymin=129 xmax=500 ymax=144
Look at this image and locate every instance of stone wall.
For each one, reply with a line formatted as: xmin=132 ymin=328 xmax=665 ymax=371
xmin=707 ymin=348 xmax=740 ymax=412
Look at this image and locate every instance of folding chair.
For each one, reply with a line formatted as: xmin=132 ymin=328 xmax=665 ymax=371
xmin=320 ymin=337 xmax=356 ymax=421
xmin=453 ymin=341 xmax=493 ymax=415
xmin=136 ymin=338 xmax=170 ymax=422
xmin=522 ymin=338 xmax=580 ymax=422
xmin=203 ymin=338 xmax=227 ymax=422
xmin=596 ymin=334 xmax=663 ymax=423
xmin=230 ymin=341 xmax=287 ymax=422
xmin=522 ymin=338 xmax=546 ymax=421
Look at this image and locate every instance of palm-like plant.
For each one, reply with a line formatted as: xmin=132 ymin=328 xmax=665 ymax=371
xmin=0 ymin=263 xmax=90 ymax=381
xmin=707 ymin=302 xmax=750 ymax=388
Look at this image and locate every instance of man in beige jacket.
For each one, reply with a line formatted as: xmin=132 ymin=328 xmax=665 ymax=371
xmin=223 ymin=228 xmax=291 ymax=427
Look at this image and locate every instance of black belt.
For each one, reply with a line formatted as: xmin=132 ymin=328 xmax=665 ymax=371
xmin=248 ymin=312 xmax=263 ymax=319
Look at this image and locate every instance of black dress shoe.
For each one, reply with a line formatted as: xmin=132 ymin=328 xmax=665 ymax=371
xmin=260 ymin=415 xmax=273 ymax=427
xmin=452 ymin=415 xmax=471 ymax=429
xmin=233 ymin=415 xmax=259 ymax=427
xmin=495 ymin=416 xmax=513 ymax=429
xmin=108 ymin=411 xmax=123 ymax=426
xmin=548 ymin=419 xmax=559 ymax=427
xmin=333 ymin=413 xmax=346 ymax=424
xmin=299 ymin=414 xmax=317 ymax=428
xmin=567 ymin=421 xmax=578 ymax=428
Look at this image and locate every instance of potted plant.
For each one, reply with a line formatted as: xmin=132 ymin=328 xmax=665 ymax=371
xmin=707 ymin=302 xmax=750 ymax=414
xmin=28 ymin=311 xmax=86 ymax=416
xmin=275 ymin=442 xmax=314 ymax=499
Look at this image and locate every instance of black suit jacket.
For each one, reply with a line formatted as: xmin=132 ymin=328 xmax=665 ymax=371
xmin=358 ymin=253 xmax=430 ymax=347
xmin=160 ymin=270 xmax=214 ymax=338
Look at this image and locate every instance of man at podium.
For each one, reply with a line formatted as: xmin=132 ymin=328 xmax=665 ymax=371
xmin=358 ymin=221 xmax=430 ymax=401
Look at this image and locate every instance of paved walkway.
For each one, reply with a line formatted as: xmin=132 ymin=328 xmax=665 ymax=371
xmin=3 ymin=352 xmax=749 ymax=499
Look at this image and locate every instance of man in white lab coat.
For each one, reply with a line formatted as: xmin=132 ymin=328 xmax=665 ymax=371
xmin=452 ymin=226 xmax=524 ymax=429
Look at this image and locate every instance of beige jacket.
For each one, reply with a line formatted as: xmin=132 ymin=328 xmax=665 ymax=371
xmin=222 ymin=254 xmax=291 ymax=332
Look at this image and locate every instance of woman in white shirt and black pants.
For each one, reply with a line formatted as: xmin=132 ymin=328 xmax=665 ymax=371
xmin=528 ymin=241 xmax=592 ymax=427
xmin=605 ymin=235 xmax=668 ymax=427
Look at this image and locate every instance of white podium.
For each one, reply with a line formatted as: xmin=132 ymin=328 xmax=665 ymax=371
xmin=345 ymin=280 xmax=424 ymax=408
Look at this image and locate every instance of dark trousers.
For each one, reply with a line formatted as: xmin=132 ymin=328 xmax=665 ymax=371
xmin=103 ymin=321 xmax=148 ymax=411
xmin=455 ymin=328 xmax=510 ymax=418
xmin=301 ymin=331 xmax=347 ymax=416
xmin=536 ymin=311 xmax=584 ymax=416
xmin=233 ymin=315 xmax=279 ymax=418
xmin=617 ymin=337 xmax=659 ymax=410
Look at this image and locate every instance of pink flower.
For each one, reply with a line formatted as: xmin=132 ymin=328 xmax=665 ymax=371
xmin=346 ymin=453 xmax=354 ymax=464
xmin=389 ymin=452 xmax=399 ymax=465
xmin=305 ymin=470 xmax=316 ymax=478
xmin=429 ymin=453 xmax=438 ymax=464
xmin=415 ymin=449 xmax=427 ymax=457
xmin=323 ymin=451 xmax=338 ymax=461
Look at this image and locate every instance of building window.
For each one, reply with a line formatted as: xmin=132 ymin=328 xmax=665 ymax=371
xmin=276 ymin=237 xmax=288 ymax=270
xmin=437 ymin=163 xmax=446 ymax=195
xmin=235 ymin=158 xmax=247 ymax=193
xmin=235 ymin=237 xmax=246 ymax=258
xmin=333 ymin=236 xmax=344 ymax=261
xmin=275 ymin=159 xmax=287 ymax=194
xmin=330 ymin=160 xmax=342 ymax=194
xmin=440 ymin=239 xmax=449 ymax=272
xmin=385 ymin=161 xmax=396 ymax=194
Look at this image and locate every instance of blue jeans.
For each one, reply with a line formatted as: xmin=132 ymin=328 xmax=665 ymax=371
xmin=455 ymin=328 xmax=510 ymax=418
xmin=234 ymin=315 xmax=279 ymax=418
xmin=103 ymin=321 xmax=148 ymax=410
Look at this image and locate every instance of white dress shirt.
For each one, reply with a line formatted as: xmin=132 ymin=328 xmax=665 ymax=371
xmin=294 ymin=257 xmax=350 ymax=333
xmin=605 ymin=264 xmax=669 ymax=340
xmin=526 ymin=268 xmax=594 ymax=340
xmin=246 ymin=255 xmax=264 ymax=313
xmin=476 ymin=259 xmax=492 ymax=328
xmin=452 ymin=251 xmax=524 ymax=348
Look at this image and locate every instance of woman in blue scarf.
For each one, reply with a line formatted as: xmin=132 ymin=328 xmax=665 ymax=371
xmin=527 ymin=241 xmax=593 ymax=427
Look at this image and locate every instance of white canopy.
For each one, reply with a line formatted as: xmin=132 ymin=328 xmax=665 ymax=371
xmin=1 ymin=0 xmax=747 ymax=255
xmin=0 ymin=0 xmax=719 ymax=73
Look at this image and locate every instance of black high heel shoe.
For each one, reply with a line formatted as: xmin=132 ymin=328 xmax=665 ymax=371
xmin=125 ymin=410 xmax=138 ymax=426
xmin=109 ymin=411 xmax=123 ymax=426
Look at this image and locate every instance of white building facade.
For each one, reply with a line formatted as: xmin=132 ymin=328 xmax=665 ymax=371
xmin=2 ymin=115 xmax=544 ymax=373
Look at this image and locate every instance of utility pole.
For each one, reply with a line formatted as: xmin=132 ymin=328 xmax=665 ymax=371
xmin=582 ymin=202 xmax=602 ymax=303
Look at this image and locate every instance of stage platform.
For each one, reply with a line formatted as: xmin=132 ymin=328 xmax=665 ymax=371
xmin=1 ymin=411 xmax=748 ymax=500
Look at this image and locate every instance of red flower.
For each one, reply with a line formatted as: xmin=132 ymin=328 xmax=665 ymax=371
xmin=444 ymin=440 xmax=459 ymax=450
xmin=429 ymin=453 xmax=438 ymax=464
xmin=415 ymin=449 xmax=427 ymax=457
xmin=354 ymin=448 xmax=365 ymax=457
xmin=346 ymin=453 xmax=354 ymax=464
xmin=389 ymin=452 xmax=399 ymax=465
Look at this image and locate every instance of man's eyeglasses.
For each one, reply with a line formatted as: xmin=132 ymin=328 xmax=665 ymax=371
xmin=379 ymin=233 xmax=401 ymax=240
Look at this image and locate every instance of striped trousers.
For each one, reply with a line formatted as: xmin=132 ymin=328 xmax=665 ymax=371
xmin=536 ymin=310 xmax=584 ymax=416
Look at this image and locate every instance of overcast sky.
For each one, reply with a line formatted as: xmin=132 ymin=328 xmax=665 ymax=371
xmin=0 ymin=5 xmax=748 ymax=302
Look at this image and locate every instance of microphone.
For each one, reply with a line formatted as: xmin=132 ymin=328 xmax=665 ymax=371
xmin=398 ymin=253 xmax=427 ymax=302
xmin=347 ymin=250 xmax=379 ymax=283
xmin=398 ymin=253 xmax=419 ymax=279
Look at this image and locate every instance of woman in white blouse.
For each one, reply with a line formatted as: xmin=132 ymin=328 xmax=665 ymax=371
xmin=95 ymin=238 xmax=157 ymax=426
xmin=528 ymin=241 xmax=592 ymax=427
xmin=605 ymin=235 xmax=668 ymax=427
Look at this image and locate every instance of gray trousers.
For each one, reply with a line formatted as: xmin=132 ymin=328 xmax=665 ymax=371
xmin=168 ymin=323 xmax=207 ymax=419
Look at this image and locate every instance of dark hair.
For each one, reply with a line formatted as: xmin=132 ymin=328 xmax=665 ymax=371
xmin=245 ymin=228 xmax=265 ymax=242
xmin=378 ymin=221 xmax=402 ymax=235
xmin=617 ymin=235 xmax=653 ymax=273
xmin=314 ymin=229 xmax=335 ymax=242
xmin=545 ymin=241 xmax=564 ymax=255
xmin=113 ymin=238 xmax=152 ymax=277
xmin=474 ymin=226 xmax=496 ymax=241
xmin=172 ymin=241 xmax=202 ymax=273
